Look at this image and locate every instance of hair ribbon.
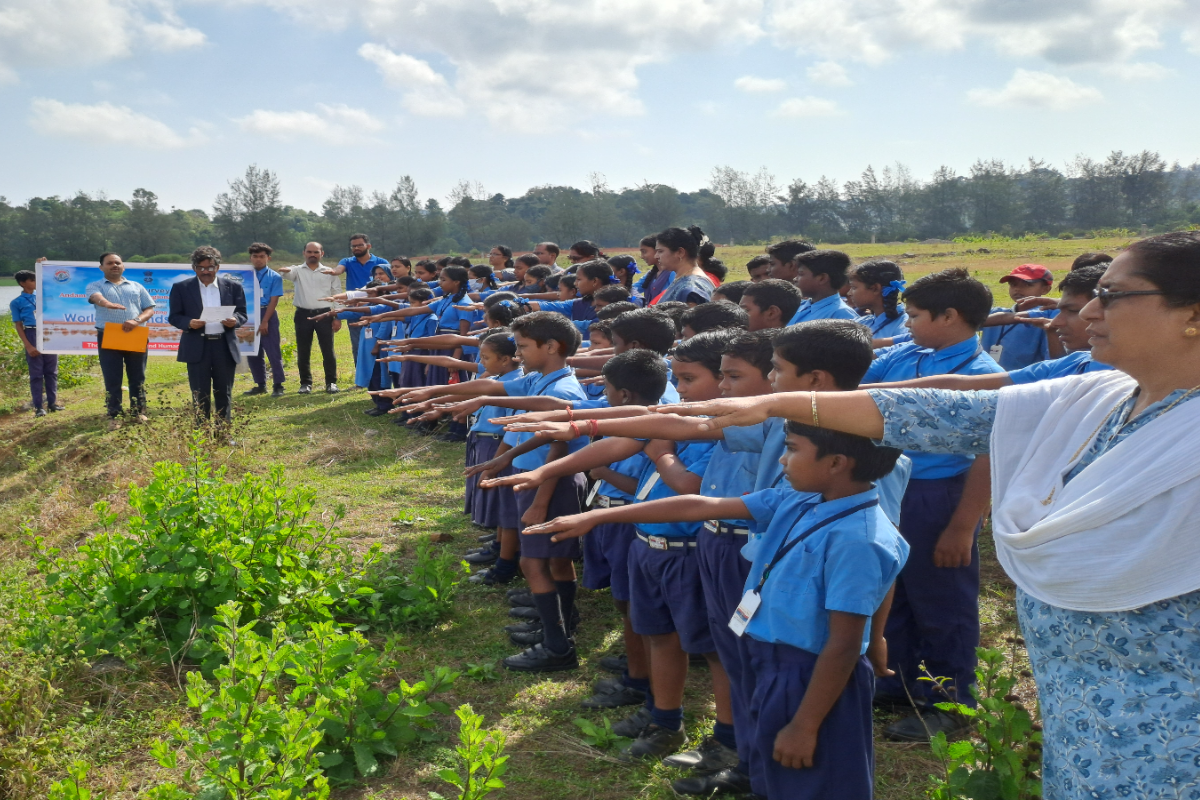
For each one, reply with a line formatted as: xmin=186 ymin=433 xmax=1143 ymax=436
xmin=882 ymin=279 xmax=907 ymax=298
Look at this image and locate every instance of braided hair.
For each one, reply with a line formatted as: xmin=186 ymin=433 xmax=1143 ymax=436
xmin=849 ymin=259 xmax=905 ymax=320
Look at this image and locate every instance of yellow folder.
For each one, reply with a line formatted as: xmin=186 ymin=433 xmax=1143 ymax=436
xmin=100 ymin=322 xmax=149 ymax=353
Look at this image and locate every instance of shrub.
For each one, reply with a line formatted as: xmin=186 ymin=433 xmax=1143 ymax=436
xmin=432 ymin=705 xmax=508 ymax=800
xmin=0 ymin=323 xmax=92 ymax=412
xmin=30 ymin=442 xmax=459 ymax=670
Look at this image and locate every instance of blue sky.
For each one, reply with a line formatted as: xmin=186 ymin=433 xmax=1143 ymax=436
xmin=2 ymin=0 xmax=1198 ymax=213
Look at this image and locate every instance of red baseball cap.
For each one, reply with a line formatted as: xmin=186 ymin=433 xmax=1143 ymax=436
xmin=1000 ymin=264 xmax=1053 ymax=284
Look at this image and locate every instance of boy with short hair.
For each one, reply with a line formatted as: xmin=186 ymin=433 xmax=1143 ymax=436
xmin=745 ymin=255 xmax=771 ymax=283
xmin=710 ymin=279 xmax=751 ymax=305
xmin=10 ymin=269 xmax=61 ymax=416
xmin=861 ymin=268 xmax=1002 ymax=740
xmin=787 ymin=250 xmax=859 ymax=325
xmin=740 ymin=279 xmax=802 ymax=331
xmin=980 ymin=264 xmax=1053 ymax=370
xmin=244 ymin=242 xmax=286 ymax=397
xmin=765 ymin=239 xmax=815 ymax=282
xmin=680 ymin=301 xmax=749 ymax=338
xmin=525 ymin=421 xmax=908 ymax=800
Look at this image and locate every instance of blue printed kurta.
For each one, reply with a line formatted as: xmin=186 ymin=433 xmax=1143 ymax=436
xmin=867 ymin=385 xmax=1200 ymax=800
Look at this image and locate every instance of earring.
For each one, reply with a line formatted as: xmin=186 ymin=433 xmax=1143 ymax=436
xmin=1187 ymin=327 xmax=1199 ymax=338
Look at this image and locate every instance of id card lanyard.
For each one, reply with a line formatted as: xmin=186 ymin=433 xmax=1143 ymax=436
xmin=728 ymin=499 xmax=879 ymax=636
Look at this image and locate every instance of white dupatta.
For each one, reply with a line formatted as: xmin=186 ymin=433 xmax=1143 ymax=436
xmin=991 ymin=370 xmax=1200 ymax=612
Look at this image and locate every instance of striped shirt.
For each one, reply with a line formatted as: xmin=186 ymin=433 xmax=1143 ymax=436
xmin=85 ymin=278 xmax=156 ymax=330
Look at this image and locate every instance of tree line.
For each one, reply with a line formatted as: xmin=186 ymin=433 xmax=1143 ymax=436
xmin=2 ymin=151 xmax=1198 ymax=272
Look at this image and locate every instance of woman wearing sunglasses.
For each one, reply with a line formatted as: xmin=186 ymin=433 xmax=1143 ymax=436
xmin=662 ymin=230 xmax=1200 ymax=800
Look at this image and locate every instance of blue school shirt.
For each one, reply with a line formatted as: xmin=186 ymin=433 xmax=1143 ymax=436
xmin=1008 ymin=351 xmax=1112 ymax=384
xmin=980 ymin=307 xmax=1049 ymax=371
xmin=740 ymin=488 xmax=909 ymax=655
xmin=859 ymin=309 xmax=909 ymax=340
xmin=405 ymin=311 xmax=438 ymax=340
xmin=700 ymin=441 xmax=759 ymax=526
xmin=471 ymin=369 xmax=524 ymax=435
xmin=596 ymin=452 xmax=650 ymax=501
xmin=254 ymin=267 xmax=284 ymax=308
xmin=9 ymin=291 xmax=36 ymax=326
xmin=787 ymin=293 xmax=859 ymax=326
xmin=339 ymin=254 xmax=390 ymax=291
xmin=505 ymin=368 xmax=590 ymax=470
xmin=353 ymin=305 xmax=397 ymax=387
xmin=632 ymin=440 xmax=716 ymax=539
xmin=725 ymin=418 xmax=911 ymax=533
xmin=537 ymin=296 xmax=597 ymax=340
xmin=863 ymin=337 xmax=1003 ymax=480
xmin=430 ymin=294 xmax=468 ymax=334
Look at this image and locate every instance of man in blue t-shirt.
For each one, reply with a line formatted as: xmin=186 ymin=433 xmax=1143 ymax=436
xmin=325 ymin=233 xmax=390 ymax=363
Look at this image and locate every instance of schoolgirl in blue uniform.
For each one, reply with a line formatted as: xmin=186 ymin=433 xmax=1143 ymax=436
xmin=464 ymin=332 xmax=523 ymax=528
xmin=847 ymin=259 xmax=909 ymax=340
xmin=395 ymin=288 xmax=437 ymax=388
xmin=424 ymin=266 xmax=473 ymax=387
xmin=861 ymin=269 xmax=1002 ymax=739
xmin=520 ymin=260 xmax=615 ymax=340
xmin=607 ymin=254 xmax=644 ymax=304
xmin=525 ymin=423 xmax=908 ymax=800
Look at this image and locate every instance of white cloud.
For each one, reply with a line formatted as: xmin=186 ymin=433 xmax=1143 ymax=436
xmin=1100 ymin=61 xmax=1174 ymax=81
xmin=768 ymin=0 xmax=1197 ymax=67
xmin=235 ymin=103 xmax=386 ymax=144
xmin=357 ymin=44 xmax=465 ymax=117
xmin=770 ymin=96 xmax=845 ymax=118
xmin=734 ymin=75 xmax=786 ymax=93
xmin=29 ymin=98 xmax=204 ymax=148
xmin=966 ymin=69 xmax=1104 ymax=111
xmin=0 ymin=0 xmax=204 ymax=82
xmin=807 ymin=60 xmax=853 ymax=87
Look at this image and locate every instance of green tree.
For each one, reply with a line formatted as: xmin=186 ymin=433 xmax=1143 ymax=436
xmin=213 ymin=165 xmax=288 ymax=253
xmin=967 ymin=159 xmax=1019 ymax=234
xmin=1020 ymin=158 xmax=1068 ymax=233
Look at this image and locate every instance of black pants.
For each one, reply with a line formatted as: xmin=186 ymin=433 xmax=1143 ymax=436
xmin=187 ymin=338 xmax=237 ymax=421
xmin=96 ymin=328 xmax=148 ymax=417
xmin=294 ymin=308 xmax=337 ymax=387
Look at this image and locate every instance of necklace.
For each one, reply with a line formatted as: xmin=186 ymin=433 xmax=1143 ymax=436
xmin=1040 ymin=382 xmax=1200 ymax=506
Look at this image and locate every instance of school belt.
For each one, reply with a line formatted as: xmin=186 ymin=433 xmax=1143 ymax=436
xmin=472 ymin=432 xmax=502 ymax=439
xmin=636 ymin=531 xmax=697 ymax=550
xmin=201 ymin=334 xmax=224 ymax=340
xmin=704 ymin=520 xmax=750 ymax=537
xmin=590 ymin=495 xmax=628 ymax=509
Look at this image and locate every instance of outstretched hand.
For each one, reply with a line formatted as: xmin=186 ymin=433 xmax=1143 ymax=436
xmin=652 ymin=402 xmax=768 ymax=431
xmin=522 ymin=513 xmax=598 ymax=542
xmin=502 ymin=421 xmax=577 ymax=441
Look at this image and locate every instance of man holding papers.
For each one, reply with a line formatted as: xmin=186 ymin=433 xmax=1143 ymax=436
xmin=168 ymin=246 xmax=248 ymax=422
xmin=86 ymin=252 xmax=157 ymax=429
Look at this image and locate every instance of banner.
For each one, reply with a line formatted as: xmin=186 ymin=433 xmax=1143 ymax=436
xmin=36 ymin=262 xmax=260 ymax=356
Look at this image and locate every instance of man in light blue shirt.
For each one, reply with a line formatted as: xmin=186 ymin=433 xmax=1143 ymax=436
xmin=325 ymin=233 xmax=390 ymax=364
xmin=787 ymin=250 xmax=859 ymax=326
xmin=86 ymin=252 xmax=157 ymax=425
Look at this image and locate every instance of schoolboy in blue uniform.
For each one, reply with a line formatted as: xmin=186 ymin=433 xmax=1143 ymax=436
xmin=10 ymin=269 xmax=61 ymax=416
xmin=739 ymin=279 xmax=803 ymax=332
xmin=489 ymin=331 xmax=728 ymax=761
xmin=244 ymin=243 xmax=286 ymax=397
xmin=786 ymin=250 xmax=859 ymax=326
xmin=979 ymin=263 xmax=1054 ymax=371
xmin=861 ymin=268 xmax=1002 ymax=740
xmin=526 ymin=421 xmax=908 ymax=800
xmin=388 ymin=312 xmax=590 ymax=671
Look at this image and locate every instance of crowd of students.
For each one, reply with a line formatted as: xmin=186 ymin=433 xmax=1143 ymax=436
xmin=10 ymin=228 xmax=1128 ymax=799
xmin=291 ymin=227 xmax=1120 ymax=799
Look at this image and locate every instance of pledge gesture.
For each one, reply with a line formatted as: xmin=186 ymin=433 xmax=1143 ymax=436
xmin=522 ymin=513 xmax=598 ymax=542
xmin=653 ymin=397 xmax=775 ymax=431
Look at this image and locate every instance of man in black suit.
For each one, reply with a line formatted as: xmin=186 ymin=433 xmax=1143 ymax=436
xmin=169 ymin=246 xmax=248 ymax=421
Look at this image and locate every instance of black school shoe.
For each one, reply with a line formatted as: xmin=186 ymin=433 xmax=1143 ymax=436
xmin=507 ymin=589 xmax=534 ymax=608
xmin=612 ymin=707 xmax=653 ymax=739
xmin=243 ymin=385 xmax=266 ymax=396
xmin=580 ymin=682 xmax=646 ymax=709
xmin=671 ymin=767 xmax=753 ymax=797
xmin=464 ymin=548 xmax=499 ymax=565
xmin=619 ymin=723 xmax=687 ymax=762
xmin=599 ymin=653 xmax=628 ymax=674
xmin=508 ymin=605 xmax=541 ymax=620
xmin=467 ymin=568 xmax=517 ymax=586
xmin=364 ymin=407 xmax=388 ymax=416
xmin=884 ymin=708 xmax=973 ymax=742
xmin=503 ymin=643 xmax=578 ymax=672
xmin=661 ymin=735 xmax=739 ymax=773
xmin=477 ymin=532 xmax=497 ymax=543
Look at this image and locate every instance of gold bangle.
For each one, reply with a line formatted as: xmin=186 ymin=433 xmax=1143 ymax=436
xmin=811 ymin=391 xmax=820 ymax=428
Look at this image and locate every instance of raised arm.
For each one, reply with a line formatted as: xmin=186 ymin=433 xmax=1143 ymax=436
xmin=862 ymin=373 xmax=1013 ymax=391
xmin=521 ymin=495 xmax=751 ymax=542
xmin=505 ymin=412 xmax=722 ymax=441
xmin=658 ymin=391 xmax=884 ymax=437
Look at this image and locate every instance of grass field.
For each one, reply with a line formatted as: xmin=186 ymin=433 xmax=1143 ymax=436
xmin=0 ymin=237 xmax=1129 ymax=799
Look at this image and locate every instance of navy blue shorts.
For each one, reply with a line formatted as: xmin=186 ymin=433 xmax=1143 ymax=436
xmin=490 ymin=464 xmax=520 ymax=530
xmin=582 ymin=518 xmax=636 ymax=600
xmin=747 ymin=640 xmax=875 ymax=800
xmin=515 ymin=472 xmax=584 ymax=560
xmin=627 ymin=534 xmax=714 ymax=654
xmin=698 ymin=526 xmax=755 ymax=766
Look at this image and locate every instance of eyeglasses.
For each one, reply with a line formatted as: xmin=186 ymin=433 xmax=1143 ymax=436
xmin=1092 ymin=287 xmax=1166 ymax=307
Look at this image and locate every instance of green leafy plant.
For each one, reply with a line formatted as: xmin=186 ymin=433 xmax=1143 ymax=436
xmin=29 ymin=443 xmax=456 ymax=670
xmin=924 ymin=643 xmax=1042 ymax=800
xmin=152 ymin=603 xmax=459 ymax=797
xmin=572 ymin=716 xmax=629 ymax=750
xmin=432 ymin=705 xmax=508 ymax=800
xmin=464 ymin=661 xmax=501 ymax=682
xmin=46 ymin=760 xmax=92 ymax=800
xmin=280 ymin=340 xmax=297 ymax=370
